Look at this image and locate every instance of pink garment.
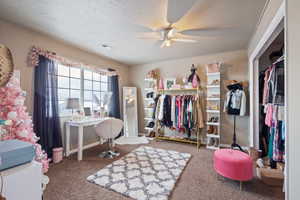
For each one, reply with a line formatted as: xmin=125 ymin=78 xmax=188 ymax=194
xmin=158 ymin=79 xmax=164 ymax=89
xmin=262 ymin=68 xmax=271 ymax=105
xmin=192 ymin=74 xmax=199 ymax=88
xmin=176 ymin=96 xmax=181 ymax=129
xmin=265 ymin=104 xmax=273 ymax=127
xmin=214 ymin=149 xmax=253 ymax=181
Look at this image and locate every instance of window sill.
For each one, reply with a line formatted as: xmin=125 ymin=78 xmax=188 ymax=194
xmin=59 ymin=114 xmax=73 ymax=119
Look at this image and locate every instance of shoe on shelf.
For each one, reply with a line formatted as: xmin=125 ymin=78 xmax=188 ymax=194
xmin=207 ymin=125 xmax=214 ymax=134
xmin=213 ymin=117 xmax=219 ymax=123
xmin=146 ymin=121 xmax=155 ymax=128
xmin=214 ymin=139 xmax=219 ymax=147
xmin=146 ymin=92 xmax=154 ymax=98
xmin=148 ymin=131 xmax=156 ymax=137
xmin=209 ymin=79 xmax=220 ymax=86
xmin=208 ymin=117 xmax=215 ymax=122
xmin=208 ymin=138 xmax=215 ymax=146
xmin=213 ymin=127 xmax=218 ymax=135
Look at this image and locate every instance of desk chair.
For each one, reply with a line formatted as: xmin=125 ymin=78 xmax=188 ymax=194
xmin=94 ymin=118 xmax=123 ymax=158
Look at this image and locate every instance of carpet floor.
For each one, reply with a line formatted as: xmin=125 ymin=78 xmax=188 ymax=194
xmin=44 ymin=141 xmax=284 ymax=200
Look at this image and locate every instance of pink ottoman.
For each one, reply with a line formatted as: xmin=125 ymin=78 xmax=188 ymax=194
xmin=214 ymin=149 xmax=253 ymax=189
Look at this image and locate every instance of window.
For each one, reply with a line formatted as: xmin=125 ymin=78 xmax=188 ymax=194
xmin=55 ymin=64 xmax=109 ymax=116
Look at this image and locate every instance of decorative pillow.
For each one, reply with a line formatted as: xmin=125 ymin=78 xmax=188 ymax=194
xmin=0 ymin=44 xmax=14 ymax=87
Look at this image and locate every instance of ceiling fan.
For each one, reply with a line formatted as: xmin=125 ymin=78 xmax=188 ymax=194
xmin=137 ymin=0 xmax=229 ymax=48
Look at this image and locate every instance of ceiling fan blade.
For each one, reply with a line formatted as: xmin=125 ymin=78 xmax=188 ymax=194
xmin=137 ymin=32 xmax=163 ymax=40
xmin=166 ymin=0 xmax=198 ymax=24
xmin=180 ymin=27 xmax=235 ymax=37
xmin=172 ymin=38 xmax=198 ymax=43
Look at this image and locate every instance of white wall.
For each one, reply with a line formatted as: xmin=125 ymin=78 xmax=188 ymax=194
xmin=286 ymin=0 xmax=300 ymax=199
xmin=129 ymin=50 xmax=249 ymax=146
xmin=248 ymin=0 xmax=284 ymax=56
xmin=0 ymin=19 xmax=130 ymax=150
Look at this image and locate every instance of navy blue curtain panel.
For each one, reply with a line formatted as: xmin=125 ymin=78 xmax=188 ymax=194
xmin=33 ymin=55 xmax=62 ymax=158
xmin=108 ymin=74 xmax=121 ymax=119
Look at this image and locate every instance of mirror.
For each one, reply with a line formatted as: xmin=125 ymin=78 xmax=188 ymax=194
xmin=123 ymin=87 xmax=138 ymax=137
xmin=0 ymin=44 xmax=14 ymax=87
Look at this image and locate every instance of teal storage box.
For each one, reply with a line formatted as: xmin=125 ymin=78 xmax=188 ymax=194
xmin=0 ymin=139 xmax=35 ymax=171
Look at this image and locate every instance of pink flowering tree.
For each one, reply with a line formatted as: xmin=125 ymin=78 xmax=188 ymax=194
xmin=0 ymin=76 xmax=49 ymax=173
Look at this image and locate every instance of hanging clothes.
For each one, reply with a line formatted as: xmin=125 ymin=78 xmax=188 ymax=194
xmin=259 ymin=56 xmax=285 ymax=163
xmin=153 ymin=94 xmax=204 ymax=138
xmin=262 ymin=60 xmax=285 ymax=106
xmin=193 ymin=96 xmax=204 ymax=129
xmin=264 ymin=103 xmax=285 ymax=162
xmin=152 ymin=94 xmax=161 ymax=119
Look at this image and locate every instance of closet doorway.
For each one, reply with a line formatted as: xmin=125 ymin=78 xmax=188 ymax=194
xmin=249 ymin=2 xmax=285 ymax=149
xmin=249 ymin=1 xmax=286 ymax=197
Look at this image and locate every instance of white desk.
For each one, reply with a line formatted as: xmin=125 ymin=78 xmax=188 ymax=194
xmin=65 ymin=117 xmax=109 ymax=161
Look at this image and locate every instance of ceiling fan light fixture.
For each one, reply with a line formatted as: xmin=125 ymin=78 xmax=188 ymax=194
xmin=165 ymin=40 xmax=171 ymax=47
xmin=167 ymin=28 xmax=177 ymax=38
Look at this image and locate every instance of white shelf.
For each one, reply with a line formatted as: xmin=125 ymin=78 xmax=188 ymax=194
xmin=207 ymin=72 xmax=220 ymax=76
xmin=206 ymin=145 xmax=220 ymax=150
xmin=206 ymin=70 xmax=221 ymax=150
xmin=157 ymin=88 xmax=198 ymax=93
xmin=207 ymin=97 xmax=220 ymax=101
xmin=144 ymin=117 xmax=153 ymax=121
xmin=206 ymin=134 xmax=220 ymax=138
xmin=144 ymin=78 xmax=156 ymax=82
xmin=206 ymin=110 xmax=220 ymax=113
xmin=145 ymin=127 xmax=154 ymax=130
xmin=206 ymin=122 xmax=220 ymax=126
xmin=144 ymin=88 xmax=154 ymax=91
xmin=207 ymin=85 xmax=220 ymax=88
xmin=144 ymin=107 xmax=154 ymax=110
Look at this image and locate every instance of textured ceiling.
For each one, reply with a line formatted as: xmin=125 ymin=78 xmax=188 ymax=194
xmin=0 ymin=0 xmax=266 ymax=65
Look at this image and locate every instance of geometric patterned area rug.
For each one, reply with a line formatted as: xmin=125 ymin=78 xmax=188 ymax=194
xmin=87 ymin=146 xmax=191 ymax=200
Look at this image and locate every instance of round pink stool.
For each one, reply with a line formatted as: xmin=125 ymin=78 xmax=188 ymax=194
xmin=214 ymin=149 xmax=253 ymax=190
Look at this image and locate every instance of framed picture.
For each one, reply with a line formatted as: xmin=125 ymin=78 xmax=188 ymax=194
xmin=164 ymin=78 xmax=176 ymax=90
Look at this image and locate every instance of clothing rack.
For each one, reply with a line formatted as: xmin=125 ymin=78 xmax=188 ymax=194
xmin=259 ymin=53 xmax=285 ymax=163
xmin=273 ymin=55 xmax=285 ymax=65
xmin=155 ymin=87 xmax=203 ymax=151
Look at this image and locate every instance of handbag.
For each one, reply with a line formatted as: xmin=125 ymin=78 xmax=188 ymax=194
xmin=206 ymin=63 xmax=220 ymax=73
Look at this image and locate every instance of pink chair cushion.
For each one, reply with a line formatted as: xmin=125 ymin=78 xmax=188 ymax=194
xmin=214 ymin=149 xmax=253 ymax=181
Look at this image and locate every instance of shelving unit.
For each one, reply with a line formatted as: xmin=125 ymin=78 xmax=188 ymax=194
xmin=206 ymin=71 xmax=221 ymax=150
xmin=155 ymin=88 xmax=202 ymax=150
xmin=143 ymin=78 xmax=157 ymax=136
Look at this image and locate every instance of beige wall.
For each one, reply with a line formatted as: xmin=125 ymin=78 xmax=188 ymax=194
xmin=0 ymin=19 xmax=130 ymax=114
xmin=129 ymin=50 xmax=249 ymax=146
xmin=0 ymin=19 xmax=130 ymax=150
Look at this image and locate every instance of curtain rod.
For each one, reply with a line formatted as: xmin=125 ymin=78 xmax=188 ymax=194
xmin=27 ymin=46 xmax=118 ymax=76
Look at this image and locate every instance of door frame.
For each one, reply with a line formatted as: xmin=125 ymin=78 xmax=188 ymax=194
xmin=248 ymin=2 xmax=285 ymax=148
